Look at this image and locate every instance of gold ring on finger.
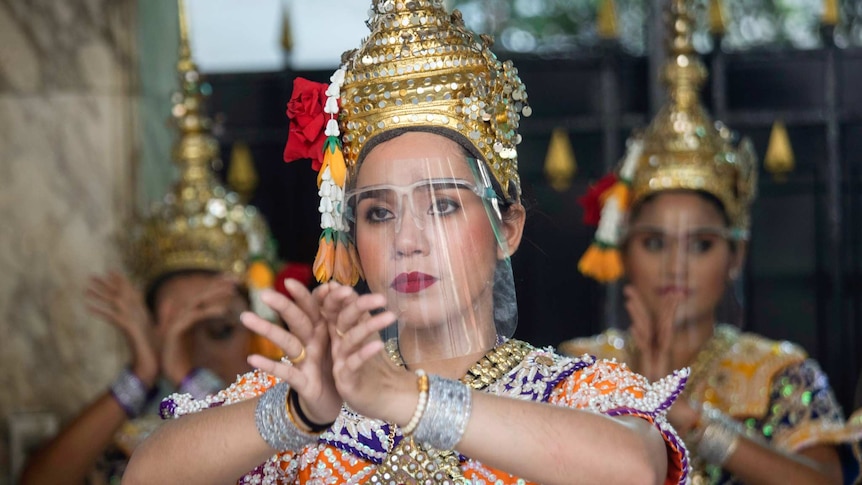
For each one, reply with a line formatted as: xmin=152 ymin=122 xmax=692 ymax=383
xmin=283 ymin=346 xmax=306 ymax=365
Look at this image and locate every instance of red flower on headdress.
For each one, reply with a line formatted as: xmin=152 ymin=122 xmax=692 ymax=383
xmin=274 ymin=262 xmax=314 ymax=298
xmin=283 ymin=78 xmax=329 ymax=170
xmin=578 ymin=173 xmax=618 ymax=226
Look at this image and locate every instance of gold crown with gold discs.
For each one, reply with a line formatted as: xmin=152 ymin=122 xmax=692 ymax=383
xmin=577 ymin=0 xmax=758 ymax=282
xmin=630 ymin=0 xmax=757 ymax=234
xmin=131 ymin=2 xmax=274 ymax=288
xmin=339 ymin=0 xmax=531 ymax=198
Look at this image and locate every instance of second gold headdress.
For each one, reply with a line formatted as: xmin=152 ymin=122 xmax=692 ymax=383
xmin=283 ymin=0 xmax=531 ymax=285
xmin=578 ymin=0 xmax=758 ymax=282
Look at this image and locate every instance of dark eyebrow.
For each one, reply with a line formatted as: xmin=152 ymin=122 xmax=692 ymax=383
xmin=354 ymin=188 xmax=396 ymax=202
xmin=629 ymin=226 xmax=729 ymax=237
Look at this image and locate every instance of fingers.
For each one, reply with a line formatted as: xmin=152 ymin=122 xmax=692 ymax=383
xmin=656 ymin=294 xmax=682 ymax=352
xmin=330 ymin=290 xmax=386 ymax=336
xmin=341 ymin=340 xmax=385 ymax=374
xmin=165 ymin=302 xmax=230 ymax=338
xmin=242 ymin=309 xmax=314 ymax=394
xmin=191 ymin=279 xmax=237 ymax=307
xmin=241 ymin=311 xmax=306 ymax=364
xmin=623 ymin=285 xmax=652 ymax=333
xmin=84 ymin=300 xmax=121 ymax=326
xmin=321 ymin=285 xmax=359 ymax=328
xmin=330 ymin=294 xmax=393 ymax=364
xmin=247 ymin=353 xmax=309 ymax=391
xmin=85 ymin=272 xmax=146 ymax=327
xmin=264 ymin=284 xmax=317 ymax=340
xmin=161 ymin=279 xmax=236 ymax=334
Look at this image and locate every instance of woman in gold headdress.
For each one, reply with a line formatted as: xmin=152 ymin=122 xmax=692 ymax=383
xmin=559 ymin=1 xmax=862 ymax=483
xmin=18 ymin=17 xmax=280 ymax=484
xmin=124 ymin=1 xmax=691 ymax=484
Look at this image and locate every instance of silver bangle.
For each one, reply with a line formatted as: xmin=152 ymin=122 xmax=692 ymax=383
xmin=178 ymin=368 xmax=225 ymax=399
xmin=696 ymin=406 xmax=742 ymax=466
xmin=110 ymin=367 xmax=150 ymax=418
xmin=413 ymin=374 xmax=472 ymax=450
xmin=254 ymin=382 xmax=318 ymax=451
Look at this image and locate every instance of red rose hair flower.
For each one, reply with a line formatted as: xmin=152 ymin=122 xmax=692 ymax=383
xmin=578 ymin=173 xmax=618 ymax=226
xmin=283 ymin=78 xmax=330 ymax=170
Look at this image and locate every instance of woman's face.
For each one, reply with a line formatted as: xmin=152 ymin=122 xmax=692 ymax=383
xmin=623 ymin=191 xmax=742 ymax=327
xmin=352 ymin=132 xmax=506 ymax=336
xmin=154 ymin=273 xmax=253 ymax=382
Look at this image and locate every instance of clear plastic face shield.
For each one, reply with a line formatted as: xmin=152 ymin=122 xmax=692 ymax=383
xmin=345 ymin=155 xmax=517 ymax=366
xmin=621 ymin=196 xmax=743 ymax=336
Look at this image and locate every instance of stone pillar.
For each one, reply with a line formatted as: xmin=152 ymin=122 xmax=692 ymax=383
xmin=0 ymin=1 xmax=138 ymax=481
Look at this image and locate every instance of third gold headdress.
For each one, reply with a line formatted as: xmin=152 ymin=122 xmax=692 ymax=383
xmin=578 ymin=0 xmax=758 ymax=282
xmin=132 ymin=0 xmax=276 ymax=296
xmin=283 ymin=0 xmax=531 ymax=284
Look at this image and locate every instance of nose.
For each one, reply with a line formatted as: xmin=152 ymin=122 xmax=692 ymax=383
xmin=393 ymin=200 xmax=429 ymax=259
xmin=663 ymin=236 xmax=688 ymax=283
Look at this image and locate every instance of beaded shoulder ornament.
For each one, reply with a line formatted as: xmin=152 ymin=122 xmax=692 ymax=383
xmin=577 ymin=0 xmax=757 ymax=282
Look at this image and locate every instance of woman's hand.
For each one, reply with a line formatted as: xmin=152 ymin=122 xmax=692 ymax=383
xmin=243 ymin=280 xmax=342 ymax=425
xmin=325 ymin=286 xmax=414 ymax=425
xmin=85 ymin=272 xmax=158 ymax=385
xmin=158 ymin=277 xmax=238 ymax=386
xmin=624 ymin=285 xmax=680 ymax=382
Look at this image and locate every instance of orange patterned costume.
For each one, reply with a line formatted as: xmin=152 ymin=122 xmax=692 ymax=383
xmin=162 ymin=339 xmax=690 ymax=484
xmin=560 ymin=325 xmax=862 ymax=483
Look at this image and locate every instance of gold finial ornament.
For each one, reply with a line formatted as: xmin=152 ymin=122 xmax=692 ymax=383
xmin=281 ymin=5 xmax=294 ymax=52
xmin=597 ymin=0 xmax=619 ymax=40
xmin=338 ymin=0 xmax=531 ymax=198
xmin=131 ymin=0 xmax=274 ymax=288
xmin=709 ymin=0 xmax=726 ymax=35
xmin=764 ymin=120 xmax=794 ymax=182
xmin=544 ymin=128 xmax=577 ymax=191
xmin=630 ymin=0 xmax=757 ymax=235
xmin=228 ymin=140 xmax=259 ymax=202
xmin=822 ymin=0 xmax=839 ymax=26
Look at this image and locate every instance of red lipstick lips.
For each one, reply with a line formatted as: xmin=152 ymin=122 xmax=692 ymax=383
xmin=391 ymin=272 xmax=437 ymax=293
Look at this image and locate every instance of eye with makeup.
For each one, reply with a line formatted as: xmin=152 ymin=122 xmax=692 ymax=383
xmin=199 ymin=317 xmax=239 ymax=341
xmin=348 ymin=179 xmax=479 ymax=226
xmin=427 ymin=194 xmax=461 ymax=216
xmin=630 ymin=229 xmax=728 ymax=255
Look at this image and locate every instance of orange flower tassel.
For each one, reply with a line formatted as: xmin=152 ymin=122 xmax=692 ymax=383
xmin=313 ymin=230 xmax=336 ymax=282
xmin=246 ymin=260 xmax=275 ymax=289
xmin=333 ymin=234 xmax=361 ymax=285
xmin=578 ymin=243 xmax=624 ymax=282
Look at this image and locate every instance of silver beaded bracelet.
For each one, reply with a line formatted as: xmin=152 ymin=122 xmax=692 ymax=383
xmin=178 ymin=368 xmax=225 ymax=399
xmin=254 ymin=382 xmax=319 ymax=451
xmin=413 ymin=374 xmax=472 ymax=450
xmin=695 ymin=406 xmax=743 ymax=466
xmin=109 ymin=367 xmax=150 ymax=418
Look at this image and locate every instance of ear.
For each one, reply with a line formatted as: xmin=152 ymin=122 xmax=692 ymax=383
xmin=728 ymin=240 xmax=748 ymax=280
xmin=497 ymin=203 xmax=527 ymax=259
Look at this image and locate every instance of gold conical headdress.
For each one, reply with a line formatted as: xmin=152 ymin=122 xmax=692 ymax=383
xmin=131 ymin=0 xmax=274 ymax=289
xmin=338 ymin=0 xmax=530 ymax=198
xmin=578 ymin=0 xmax=757 ymax=282
xmin=630 ymin=0 xmax=757 ymax=234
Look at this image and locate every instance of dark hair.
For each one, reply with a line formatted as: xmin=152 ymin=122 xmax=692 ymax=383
xmin=144 ymin=269 xmax=251 ymax=316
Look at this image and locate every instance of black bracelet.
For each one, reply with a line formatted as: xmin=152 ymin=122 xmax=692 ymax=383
xmin=288 ymin=388 xmax=334 ymax=433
